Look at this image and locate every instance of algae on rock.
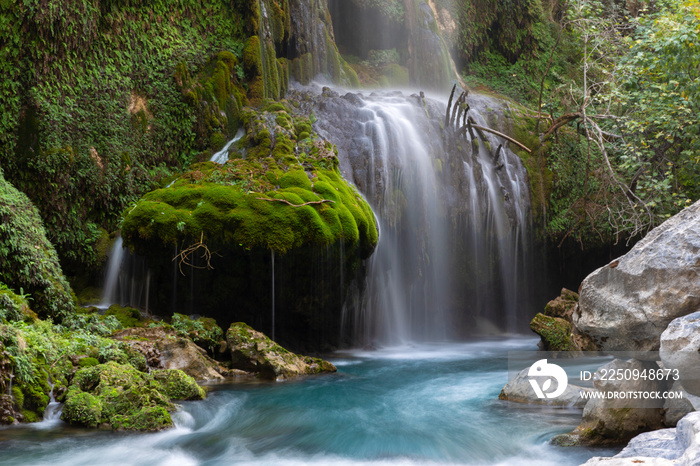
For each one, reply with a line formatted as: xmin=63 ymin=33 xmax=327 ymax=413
xmin=62 ymin=361 xmax=204 ymax=431
xmin=226 ymin=322 xmax=336 ymax=380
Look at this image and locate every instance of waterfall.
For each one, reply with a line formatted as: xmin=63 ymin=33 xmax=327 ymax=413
xmin=99 ymin=237 xmax=125 ymax=308
xmin=210 ymin=128 xmax=245 ymax=164
xmin=99 ymin=236 xmax=151 ymax=311
xmin=42 ymin=379 xmax=62 ymax=422
xmin=309 ymin=85 xmax=535 ymax=345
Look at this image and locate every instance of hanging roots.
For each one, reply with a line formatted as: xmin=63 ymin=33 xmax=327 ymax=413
xmin=173 ymin=232 xmax=215 ymax=276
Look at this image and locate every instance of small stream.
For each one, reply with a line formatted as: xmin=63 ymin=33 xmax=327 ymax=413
xmin=0 ymin=338 xmax=618 ymax=465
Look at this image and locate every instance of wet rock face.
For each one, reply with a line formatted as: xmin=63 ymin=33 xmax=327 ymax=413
xmin=226 ymin=322 xmax=336 ymax=380
xmin=291 ymin=85 xmax=536 ymax=339
xmin=573 ymin=200 xmax=700 ymax=351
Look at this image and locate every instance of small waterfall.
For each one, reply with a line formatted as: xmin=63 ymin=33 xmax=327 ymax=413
xmin=210 ymin=128 xmax=245 ymax=164
xmin=99 ymin=237 xmax=125 ymax=308
xmin=99 ymin=235 xmax=151 ymax=311
xmin=33 ymin=378 xmax=63 ymax=429
xmin=309 ymin=86 xmax=535 ymax=345
xmin=42 ymin=379 xmax=62 ymax=421
xmin=271 ymin=249 xmax=275 ymax=341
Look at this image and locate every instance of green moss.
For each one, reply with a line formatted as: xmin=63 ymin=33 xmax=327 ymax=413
xmin=78 ymin=357 xmax=100 ymax=368
xmin=151 ymin=369 xmax=206 ymax=400
xmin=122 ymin=107 xmax=378 ymax=257
xmin=243 ymin=36 xmax=262 ymax=77
xmin=62 ymin=361 xmax=200 ymax=431
xmin=62 ymin=390 xmax=102 ymax=427
xmin=0 ymin=173 xmax=75 ymax=322
xmin=508 ymin=107 xmax=552 ymax=227
xmin=110 ymin=405 xmax=171 ymax=431
xmin=529 ymin=313 xmax=577 ymax=352
xmin=104 ymin=305 xmax=142 ymax=329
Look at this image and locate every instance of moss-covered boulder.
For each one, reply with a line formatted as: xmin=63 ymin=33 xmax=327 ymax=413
xmin=544 ymin=288 xmax=579 ymax=319
xmin=530 ymin=313 xmax=578 ymax=352
xmin=122 ymin=105 xmax=377 ymax=257
xmin=61 ymin=361 xmax=204 ymax=431
xmin=226 ymin=322 xmax=336 ymax=380
xmin=120 ymin=104 xmax=377 ymax=350
xmin=532 ymin=288 xmax=597 ymax=352
xmin=112 ymin=327 xmax=233 ymax=381
xmin=0 ymin=171 xmax=75 ymax=322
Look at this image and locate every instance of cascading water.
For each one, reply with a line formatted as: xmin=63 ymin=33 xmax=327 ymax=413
xmin=306 ymin=85 xmax=535 ymax=345
xmin=209 ymin=128 xmax=245 ymax=164
xmin=99 ymin=237 xmax=125 ymax=308
xmin=99 ymin=236 xmax=150 ymax=311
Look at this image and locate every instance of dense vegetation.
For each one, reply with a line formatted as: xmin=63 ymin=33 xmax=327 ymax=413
xmin=458 ymin=0 xmax=699 ymax=249
xmin=0 ymin=0 xmax=697 ymax=429
xmin=0 ymin=0 xmax=249 ymax=275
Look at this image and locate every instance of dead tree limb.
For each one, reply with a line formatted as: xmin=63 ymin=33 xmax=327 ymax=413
xmin=450 ymin=91 xmax=465 ymax=127
xmin=445 ymin=84 xmax=457 ymax=128
xmin=459 ymin=122 xmax=532 ymax=154
xmin=543 ymin=112 xmax=582 ymax=138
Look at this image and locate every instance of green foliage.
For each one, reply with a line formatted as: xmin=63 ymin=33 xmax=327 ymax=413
xmin=0 ymin=283 xmax=34 ymax=323
xmin=457 ymin=0 xmax=565 ymax=102
xmin=171 ymin=313 xmax=223 ymax=353
xmin=613 ymin=1 xmax=700 ymax=206
xmin=540 ymin=0 xmax=699 ymax=245
xmin=104 ymin=305 xmax=142 ymax=329
xmin=0 ymin=0 xmax=248 ymax=274
xmin=0 ymin=172 xmax=75 ymax=322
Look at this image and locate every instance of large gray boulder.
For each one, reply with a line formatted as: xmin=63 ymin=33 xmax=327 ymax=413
xmin=582 ymin=411 xmax=700 ymax=465
xmin=660 ymin=312 xmax=700 ymax=397
xmin=572 ymin=200 xmax=700 ymax=351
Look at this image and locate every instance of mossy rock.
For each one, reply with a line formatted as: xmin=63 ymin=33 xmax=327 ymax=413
xmin=151 ymin=369 xmax=206 ymax=400
xmin=62 ymin=361 xmax=204 ymax=431
xmin=226 ymin=322 xmax=336 ymax=380
xmin=62 ymin=391 xmax=102 ymax=428
xmin=530 ymin=313 xmax=578 ymax=352
xmin=171 ymin=313 xmax=223 ymax=353
xmin=544 ymin=288 xmax=579 ymax=319
xmin=122 ymin=107 xmax=378 ymax=257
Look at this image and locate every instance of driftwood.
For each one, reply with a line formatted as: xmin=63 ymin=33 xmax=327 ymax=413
xmin=256 ymin=197 xmax=335 ymax=207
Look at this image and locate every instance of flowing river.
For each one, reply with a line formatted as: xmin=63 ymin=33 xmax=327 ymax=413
xmin=0 ymin=338 xmax=618 ymax=465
